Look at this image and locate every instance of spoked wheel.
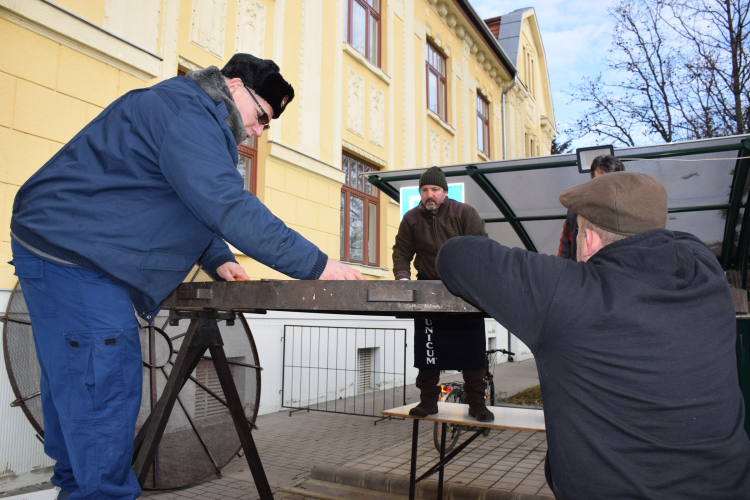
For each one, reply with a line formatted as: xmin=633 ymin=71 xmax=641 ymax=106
xmin=2 ymin=281 xmax=261 ymax=491
xmin=136 ymin=311 xmax=261 ymax=490
xmin=433 ymin=392 xmax=462 ymax=453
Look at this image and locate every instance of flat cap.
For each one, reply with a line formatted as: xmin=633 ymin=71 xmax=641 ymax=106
xmin=559 ymin=171 xmax=668 ymax=236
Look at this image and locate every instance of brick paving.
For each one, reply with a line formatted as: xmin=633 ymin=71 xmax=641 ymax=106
xmin=2 ymin=360 xmax=546 ymax=499
xmin=342 ymin=427 xmax=551 ymax=497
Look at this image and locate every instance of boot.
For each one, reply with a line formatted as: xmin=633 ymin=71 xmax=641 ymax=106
xmin=468 ymin=402 xmax=495 ymax=422
xmin=410 ymin=369 xmax=440 ymax=417
xmin=463 ymin=369 xmax=493 ymax=421
xmin=409 ymin=400 xmax=439 ymax=417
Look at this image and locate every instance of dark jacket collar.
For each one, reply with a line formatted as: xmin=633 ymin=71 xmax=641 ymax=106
xmin=589 ymin=228 xmax=715 ymax=290
xmin=186 ymin=66 xmax=247 ymax=145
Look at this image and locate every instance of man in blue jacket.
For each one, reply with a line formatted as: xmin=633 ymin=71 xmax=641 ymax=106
xmin=10 ymin=53 xmax=363 ymax=500
xmin=436 ymin=172 xmax=750 ymax=499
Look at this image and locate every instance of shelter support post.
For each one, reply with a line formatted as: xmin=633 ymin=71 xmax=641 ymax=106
xmin=721 ymin=141 xmax=750 ymax=268
xmin=466 ymin=165 xmax=537 ymax=252
xmin=737 ymin=317 xmax=750 ymax=438
xmin=368 ymin=176 xmax=400 ymax=202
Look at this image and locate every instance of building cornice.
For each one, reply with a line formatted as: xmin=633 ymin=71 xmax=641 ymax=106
xmin=450 ymin=0 xmax=515 ymax=77
xmin=0 ymin=0 xmax=161 ymax=81
xmin=423 ymin=0 xmax=516 ymax=89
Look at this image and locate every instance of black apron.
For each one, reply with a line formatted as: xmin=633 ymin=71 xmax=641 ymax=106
xmin=413 ymin=317 xmax=486 ymax=371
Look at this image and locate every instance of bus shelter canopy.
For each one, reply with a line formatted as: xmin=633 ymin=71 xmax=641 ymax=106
xmin=368 ymin=135 xmax=750 ymax=284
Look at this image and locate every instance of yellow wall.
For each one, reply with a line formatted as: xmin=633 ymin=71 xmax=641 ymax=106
xmin=0 ymin=17 xmax=144 ymax=286
xmin=0 ymin=0 xmax=555 ymax=288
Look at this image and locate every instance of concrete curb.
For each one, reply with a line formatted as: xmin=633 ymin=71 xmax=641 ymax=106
xmin=311 ymin=465 xmax=553 ymax=500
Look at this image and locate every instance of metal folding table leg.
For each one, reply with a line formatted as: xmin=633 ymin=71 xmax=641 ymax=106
xmin=437 ymin=422 xmax=447 ymax=499
xmin=409 ymin=419 xmax=419 ymax=500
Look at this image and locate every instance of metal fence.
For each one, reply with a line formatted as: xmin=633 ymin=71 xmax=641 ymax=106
xmin=282 ymin=326 xmax=407 ymax=418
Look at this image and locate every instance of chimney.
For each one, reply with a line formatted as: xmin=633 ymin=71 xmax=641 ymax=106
xmin=484 ymin=15 xmax=502 ymax=39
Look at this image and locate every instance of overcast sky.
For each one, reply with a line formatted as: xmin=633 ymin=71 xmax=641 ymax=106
xmin=471 ymin=0 xmax=617 ymax=149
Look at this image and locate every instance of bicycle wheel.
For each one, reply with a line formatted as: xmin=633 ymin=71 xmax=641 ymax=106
xmin=433 ymin=392 xmax=462 ymax=453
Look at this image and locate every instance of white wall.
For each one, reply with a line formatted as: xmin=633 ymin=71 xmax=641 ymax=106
xmin=243 ymin=311 xmax=415 ymax=415
xmin=0 ymin=289 xmax=54 ymax=493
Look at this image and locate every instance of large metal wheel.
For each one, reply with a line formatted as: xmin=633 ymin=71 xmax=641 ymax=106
xmin=2 ymin=281 xmax=261 ymax=490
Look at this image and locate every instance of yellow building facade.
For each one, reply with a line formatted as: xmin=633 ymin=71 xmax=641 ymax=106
xmin=0 ymin=0 xmax=555 ymax=286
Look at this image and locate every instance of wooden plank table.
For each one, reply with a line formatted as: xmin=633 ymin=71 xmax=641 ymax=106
xmin=381 ymin=403 xmax=545 ymax=500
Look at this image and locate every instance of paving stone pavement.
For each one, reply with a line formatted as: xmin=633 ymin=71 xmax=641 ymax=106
xmin=2 ymin=360 xmax=543 ymax=500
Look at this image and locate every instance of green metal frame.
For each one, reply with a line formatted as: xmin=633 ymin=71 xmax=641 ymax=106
xmin=369 ymin=140 xmax=750 ymax=270
xmin=465 ymin=166 xmax=536 ymax=252
xmin=721 ymin=141 xmax=750 ymax=269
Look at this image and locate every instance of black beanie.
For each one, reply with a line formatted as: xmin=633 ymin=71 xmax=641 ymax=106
xmin=221 ymin=53 xmax=294 ymax=119
xmin=419 ymin=166 xmax=448 ymax=190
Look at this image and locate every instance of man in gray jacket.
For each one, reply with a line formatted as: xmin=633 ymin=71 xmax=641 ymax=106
xmin=437 ymin=172 xmax=750 ymax=499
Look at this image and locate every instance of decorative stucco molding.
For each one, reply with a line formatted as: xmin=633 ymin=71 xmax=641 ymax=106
xmin=235 ymin=0 xmax=266 ymax=58
xmin=178 ymin=56 xmax=203 ymax=71
xmin=526 ymin=100 xmax=536 ymax=124
xmin=268 ymin=140 xmax=344 ymax=186
xmin=369 ymin=84 xmax=385 ymax=148
xmin=427 ymin=109 xmax=456 ymax=136
xmin=342 ymin=140 xmax=387 ymax=168
xmin=430 ymin=129 xmax=440 ymax=166
xmin=342 ymin=43 xmax=392 ymax=85
xmin=0 ymin=0 xmax=161 ymax=80
xmin=190 ymin=0 xmax=227 ymax=58
xmin=347 ymin=68 xmax=365 ymax=137
xmin=442 ymin=137 xmax=452 ymax=165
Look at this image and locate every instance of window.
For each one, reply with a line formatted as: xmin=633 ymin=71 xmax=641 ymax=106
xmin=524 ymin=48 xmax=535 ymax=97
xmin=426 ymin=42 xmax=447 ymax=121
xmin=340 ymin=153 xmax=379 ymax=266
xmin=477 ymin=93 xmax=490 ymax=157
xmin=237 ymin=136 xmax=258 ymax=194
xmin=344 ymin=0 xmax=381 ymax=66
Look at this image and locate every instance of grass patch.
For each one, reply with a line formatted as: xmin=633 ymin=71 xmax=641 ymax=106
xmin=506 ymin=385 xmax=542 ymax=407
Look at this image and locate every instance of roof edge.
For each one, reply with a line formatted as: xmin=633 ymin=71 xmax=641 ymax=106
xmin=452 ymin=0 xmax=517 ymax=79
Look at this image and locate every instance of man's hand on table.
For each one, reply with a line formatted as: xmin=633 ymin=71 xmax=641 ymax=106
xmin=217 ymin=262 xmax=251 ymax=281
xmin=319 ymin=259 xmax=366 ymax=280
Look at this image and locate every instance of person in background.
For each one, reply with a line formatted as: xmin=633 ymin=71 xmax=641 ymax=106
xmin=10 ymin=53 xmax=363 ymax=500
xmin=558 ymin=154 xmax=624 ymax=260
xmin=392 ymin=167 xmax=494 ymax=422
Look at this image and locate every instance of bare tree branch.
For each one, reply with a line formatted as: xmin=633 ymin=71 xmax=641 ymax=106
xmin=567 ymin=0 xmax=750 ymax=145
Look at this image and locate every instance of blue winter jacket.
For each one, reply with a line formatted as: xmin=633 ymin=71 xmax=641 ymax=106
xmin=11 ymin=76 xmax=328 ymax=320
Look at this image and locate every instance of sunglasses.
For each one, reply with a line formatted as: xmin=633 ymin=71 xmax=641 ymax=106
xmin=245 ymin=86 xmax=270 ymax=130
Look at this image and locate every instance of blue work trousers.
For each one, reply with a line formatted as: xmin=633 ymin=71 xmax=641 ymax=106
xmin=11 ymin=240 xmax=143 ymax=500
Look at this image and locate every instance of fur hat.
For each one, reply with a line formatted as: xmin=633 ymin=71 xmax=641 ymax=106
xmin=419 ymin=166 xmax=449 ymax=191
xmin=559 ymin=171 xmax=668 ymax=236
xmin=221 ymin=53 xmax=294 ymax=119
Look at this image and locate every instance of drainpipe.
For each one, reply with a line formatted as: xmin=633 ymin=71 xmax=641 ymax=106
xmin=502 ymin=76 xmax=517 ymax=160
